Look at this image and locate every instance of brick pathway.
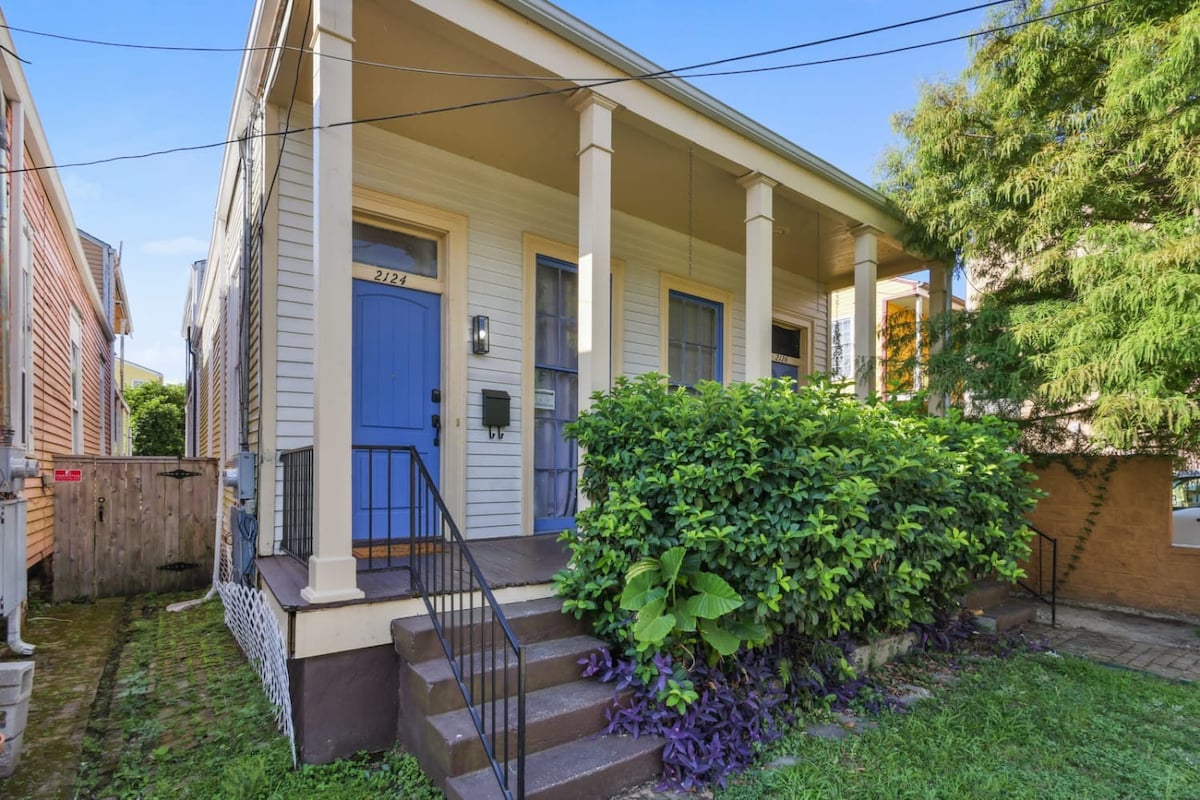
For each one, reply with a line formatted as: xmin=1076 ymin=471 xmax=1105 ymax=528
xmin=1027 ymin=621 xmax=1200 ymax=682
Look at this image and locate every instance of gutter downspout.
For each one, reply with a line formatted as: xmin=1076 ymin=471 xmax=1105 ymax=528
xmin=3 ymin=93 xmax=34 ymax=655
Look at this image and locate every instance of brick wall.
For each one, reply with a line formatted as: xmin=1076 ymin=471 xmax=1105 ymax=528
xmin=1026 ymin=455 xmax=1199 ymax=618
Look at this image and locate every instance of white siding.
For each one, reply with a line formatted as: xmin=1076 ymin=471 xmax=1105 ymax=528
xmin=269 ymin=113 xmax=829 ymax=542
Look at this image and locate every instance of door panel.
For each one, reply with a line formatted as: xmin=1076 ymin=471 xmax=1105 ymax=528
xmin=352 ymin=281 xmax=441 ymax=543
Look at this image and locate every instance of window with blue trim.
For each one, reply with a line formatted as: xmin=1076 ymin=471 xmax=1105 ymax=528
xmin=667 ymin=290 xmax=723 ymax=387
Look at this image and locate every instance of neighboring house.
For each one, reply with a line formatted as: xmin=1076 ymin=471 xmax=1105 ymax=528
xmin=118 ymin=358 xmax=163 ymax=390
xmin=181 ymin=259 xmax=206 ymax=458
xmin=79 ymin=233 xmax=133 ymax=457
xmin=830 ymin=276 xmax=965 ymax=400
xmin=0 ymin=16 xmax=131 ymax=584
xmin=193 ymin=0 xmax=949 ymax=774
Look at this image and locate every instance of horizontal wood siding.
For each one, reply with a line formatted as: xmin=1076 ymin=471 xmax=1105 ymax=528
xmin=267 ymin=112 xmax=828 ymax=542
xmin=22 ymin=167 xmax=110 ymax=569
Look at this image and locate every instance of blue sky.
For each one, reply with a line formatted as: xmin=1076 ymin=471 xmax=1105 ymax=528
xmin=4 ymin=1 xmax=990 ymax=382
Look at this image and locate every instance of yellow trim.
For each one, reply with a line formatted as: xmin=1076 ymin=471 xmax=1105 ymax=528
xmin=351 ymin=186 xmax=469 ymax=527
xmin=659 ymin=273 xmax=734 ymax=385
xmin=520 ymin=233 xmax=624 ymax=537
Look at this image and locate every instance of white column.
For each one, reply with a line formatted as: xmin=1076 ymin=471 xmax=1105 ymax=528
xmin=739 ymin=173 xmax=777 ymax=381
xmin=912 ymin=292 xmax=924 ymax=393
xmin=926 ymin=262 xmax=953 ymax=416
xmin=573 ymin=91 xmax=616 ymax=410
xmin=851 ymin=226 xmax=879 ymax=401
xmin=302 ymin=0 xmax=362 ymax=604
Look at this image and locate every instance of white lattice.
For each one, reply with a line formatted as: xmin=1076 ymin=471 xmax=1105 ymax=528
xmin=217 ymin=565 xmax=296 ymax=766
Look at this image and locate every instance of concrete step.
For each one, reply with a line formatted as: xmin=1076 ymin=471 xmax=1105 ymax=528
xmin=444 ymin=733 xmax=664 ymax=800
xmin=962 ymin=579 xmax=1014 ymax=611
xmin=975 ymin=601 xmax=1038 ymax=633
xmin=405 ymin=634 xmax=607 ymax=716
xmin=424 ymin=679 xmax=624 ymax=781
xmin=392 ymin=597 xmax=590 ymax=664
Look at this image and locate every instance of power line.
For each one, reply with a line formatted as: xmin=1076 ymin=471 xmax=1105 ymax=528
xmin=0 ymin=0 xmax=1110 ymax=177
xmin=0 ymin=1 xmax=1016 ymax=82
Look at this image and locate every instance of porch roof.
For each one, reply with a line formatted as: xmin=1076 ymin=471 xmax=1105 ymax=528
xmin=254 ymin=0 xmax=927 ymax=289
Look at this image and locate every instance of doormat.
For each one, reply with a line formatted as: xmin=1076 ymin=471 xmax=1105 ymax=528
xmin=352 ymin=540 xmax=444 ymax=560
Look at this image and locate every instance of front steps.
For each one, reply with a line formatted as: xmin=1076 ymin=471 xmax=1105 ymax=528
xmin=393 ymin=597 xmax=663 ymax=800
xmin=962 ymin=579 xmax=1039 ymax=632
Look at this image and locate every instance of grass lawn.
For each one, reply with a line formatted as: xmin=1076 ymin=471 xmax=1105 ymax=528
xmin=719 ymin=652 xmax=1200 ymax=800
xmin=74 ymin=593 xmax=441 ymax=800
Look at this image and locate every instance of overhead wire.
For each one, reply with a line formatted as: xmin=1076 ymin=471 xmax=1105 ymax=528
xmin=0 ymin=0 xmax=1111 ymax=177
xmin=0 ymin=1 xmax=1017 ymax=81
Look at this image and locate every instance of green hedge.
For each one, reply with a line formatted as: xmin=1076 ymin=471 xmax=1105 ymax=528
xmin=554 ymin=375 xmax=1040 ymax=661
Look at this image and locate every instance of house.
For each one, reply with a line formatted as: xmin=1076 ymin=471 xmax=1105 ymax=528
xmin=193 ymin=0 xmax=950 ymax=788
xmin=118 ymin=358 xmax=163 ymax=390
xmin=0 ymin=12 xmax=131 ymax=653
xmin=829 ymin=275 xmax=965 ymax=400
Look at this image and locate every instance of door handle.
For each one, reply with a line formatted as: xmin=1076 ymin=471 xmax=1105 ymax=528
xmin=431 ymin=413 xmax=441 ymax=447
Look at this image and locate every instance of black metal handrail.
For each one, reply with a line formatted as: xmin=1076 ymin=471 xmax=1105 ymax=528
xmin=403 ymin=445 xmax=526 ymax=800
xmin=280 ymin=446 xmax=314 ymax=562
xmin=1018 ymin=526 xmax=1057 ymax=626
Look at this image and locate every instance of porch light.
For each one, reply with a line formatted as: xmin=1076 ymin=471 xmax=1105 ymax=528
xmin=472 ymin=315 xmax=490 ymax=354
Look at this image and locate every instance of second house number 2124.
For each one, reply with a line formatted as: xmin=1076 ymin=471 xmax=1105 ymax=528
xmin=373 ymin=269 xmax=407 ymax=286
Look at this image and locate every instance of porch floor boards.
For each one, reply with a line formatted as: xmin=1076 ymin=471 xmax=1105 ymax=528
xmin=257 ymin=534 xmax=569 ymax=612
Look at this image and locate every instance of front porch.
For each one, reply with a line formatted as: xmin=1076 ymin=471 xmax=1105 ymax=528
xmin=258 ymin=533 xmax=569 ymax=613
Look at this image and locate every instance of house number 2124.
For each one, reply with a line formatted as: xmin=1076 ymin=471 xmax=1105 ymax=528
xmin=373 ymin=269 xmax=407 ymax=286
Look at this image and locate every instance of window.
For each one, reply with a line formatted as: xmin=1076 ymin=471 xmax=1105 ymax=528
xmin=352 ymin=220 xmax=438 ymax=279
xmin=831 ymin=317 xmax=853 ymax=379
xmin=533 ymin=255 xmax=579 ymax=532
xmin=1172 ymin=473 xmax=1200 ymax=548
xmin=70 ymin=308 xmax=83 ymax=453
xmin=130 ymin=379 xmax=146 ymax=388
xmin=666 ymin=289 xmax=725 ymax=388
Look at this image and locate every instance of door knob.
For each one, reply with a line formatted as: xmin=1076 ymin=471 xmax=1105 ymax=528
xmin=431 ymin=413 xmax=441 ymax=447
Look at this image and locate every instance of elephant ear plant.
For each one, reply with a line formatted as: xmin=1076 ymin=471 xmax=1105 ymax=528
xmin=621 ymin=546 xmax=766 ymax=661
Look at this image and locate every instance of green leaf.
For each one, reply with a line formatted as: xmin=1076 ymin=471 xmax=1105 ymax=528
xmin=698 ymin=620 xmax=740 ymax=656
xmin=619 ymin=572 xmax=662 ymax=611
xmin=686 ymin=572 xmax=743 ymax=619
xmin=633 ymin=599 xmax=675 ymax=645
xmin=658 ymin=547 xmax=687 ymax=586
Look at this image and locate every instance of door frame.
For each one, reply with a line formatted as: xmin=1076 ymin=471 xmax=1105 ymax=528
xmin=520 ymin=233 xmax=624 ymax=537
xmin=352 ymin=186 xmax=467 ymax=527
xmin=771 ymin=307 xmax=816 ymax=385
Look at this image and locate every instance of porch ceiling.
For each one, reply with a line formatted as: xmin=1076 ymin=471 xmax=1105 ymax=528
xmin=269 ymin=0 xmax=922 ymax=287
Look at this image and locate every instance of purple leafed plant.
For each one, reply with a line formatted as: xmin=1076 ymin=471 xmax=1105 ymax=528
xmin=578 ymin=634 xmax=887 ymax=790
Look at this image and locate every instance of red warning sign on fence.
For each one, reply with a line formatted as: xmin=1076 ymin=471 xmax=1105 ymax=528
xmin=53 ymin=469 xmax=82 ymax=483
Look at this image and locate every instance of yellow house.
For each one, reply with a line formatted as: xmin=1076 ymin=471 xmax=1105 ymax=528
xmin=830 ymin=275 xmax=965 ymax=400
xmin=192 ymin=0 xmax=955 ymax=792
xmin=118 ymin=358 xmax=163 ymax=391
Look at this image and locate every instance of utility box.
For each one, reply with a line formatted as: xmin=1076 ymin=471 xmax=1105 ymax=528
xmin=0 ymin=499 xmax=28 ymax=617
xmin=0 ymin=660 xmax=34 ymax=777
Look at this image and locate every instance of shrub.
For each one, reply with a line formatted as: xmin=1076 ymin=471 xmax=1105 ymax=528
xmin=554 ymin=375 xmax=1040 ymax=665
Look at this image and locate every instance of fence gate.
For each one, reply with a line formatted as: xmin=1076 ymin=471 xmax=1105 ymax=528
xmin=52 ymin=456 xmax=219 ymax=602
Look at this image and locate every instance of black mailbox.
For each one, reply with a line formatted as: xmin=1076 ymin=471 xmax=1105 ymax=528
xmin=482 ymin=389 xmax=511 ymax=439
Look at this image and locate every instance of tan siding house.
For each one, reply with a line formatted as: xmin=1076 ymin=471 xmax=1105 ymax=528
xmin=1 ymin=17 xmax=132 ymax=572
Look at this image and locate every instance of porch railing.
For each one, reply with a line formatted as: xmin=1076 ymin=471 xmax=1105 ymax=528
xmin=404 ymin=445 xmax=526 ymax=800
xmin=280 ymin=446 xmax=314 ymax=562
xmin=1018 ymin=525 xmax=1057 ymax=627
xmin=278 ymin=442 xmax=526 ymax=798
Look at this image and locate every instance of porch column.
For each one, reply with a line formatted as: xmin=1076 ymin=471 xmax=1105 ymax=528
xmin=851 ymin=225 xmax=879 ymax=401
xmin=926 ymin=261 xmax=953 ymax=416
xmin=302 ymin=0 xmax=362 ymax=604
xmin=738 ymin=173 xmax=777 ymax=381
xmin=573 ymin=91 xmax=617 ymax=410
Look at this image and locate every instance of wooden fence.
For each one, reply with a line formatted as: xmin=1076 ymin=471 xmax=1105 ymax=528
xmin=52 ymin=456 xmax=218 ymax=601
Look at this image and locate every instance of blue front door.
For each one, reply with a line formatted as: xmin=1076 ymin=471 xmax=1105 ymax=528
xmin=352 ymin=280 xmax=441 ymax=542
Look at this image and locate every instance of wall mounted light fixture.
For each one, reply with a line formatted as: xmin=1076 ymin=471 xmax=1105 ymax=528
xmin=472 ymin=315 xmax=490 ymax=354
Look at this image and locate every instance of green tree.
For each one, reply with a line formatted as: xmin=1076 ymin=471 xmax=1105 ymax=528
xmin=127 ymin=382 xmax=186 ymax=457
xmin=880 ymin=0 xmax=1200 ymax=455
